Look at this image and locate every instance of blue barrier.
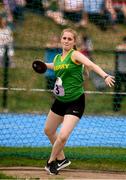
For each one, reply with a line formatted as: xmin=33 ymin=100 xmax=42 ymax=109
xmin=0 ymin=113 xmax=126 ymax=147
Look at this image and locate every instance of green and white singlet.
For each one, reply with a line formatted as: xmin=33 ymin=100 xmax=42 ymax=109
xmin=53 ymin=49 xmax=84 ymax=102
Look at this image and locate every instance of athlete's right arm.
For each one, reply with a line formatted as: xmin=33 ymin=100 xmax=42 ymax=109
xmin=45 ymin=63 xmax=54 ymax=70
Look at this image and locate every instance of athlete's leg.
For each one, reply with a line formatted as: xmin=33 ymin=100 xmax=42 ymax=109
xmin=48 ymin=114 xmax=79 ymax=163
xmin=44 ymin=110 xmax=65 ymax=160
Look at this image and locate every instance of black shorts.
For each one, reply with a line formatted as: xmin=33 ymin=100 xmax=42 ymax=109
xmin=51 ymin=94 xmax=85 ymax=118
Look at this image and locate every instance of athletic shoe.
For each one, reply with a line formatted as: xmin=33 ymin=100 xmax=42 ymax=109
xmin=56 ymin=158 xmax=71 ymax=170
xmin=45 ymin=160 xmax=59 ymax=175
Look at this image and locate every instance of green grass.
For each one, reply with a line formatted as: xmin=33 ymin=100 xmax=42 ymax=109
xmin=0 ymin=147 xmax=126 ymax=172
xmin=0 ymin=172 xmax=17 ymax=179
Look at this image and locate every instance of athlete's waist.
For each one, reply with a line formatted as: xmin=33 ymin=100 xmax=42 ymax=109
xmin=56 ymin=90 xmax=84 ymax=103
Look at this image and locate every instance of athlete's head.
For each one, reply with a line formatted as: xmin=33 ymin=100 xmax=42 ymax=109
xmin=61 ymin=28 xmax=78 ymax=51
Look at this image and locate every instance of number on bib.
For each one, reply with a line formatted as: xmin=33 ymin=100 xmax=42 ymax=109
xmin=53 ymin=77 xmax=65 ymax=96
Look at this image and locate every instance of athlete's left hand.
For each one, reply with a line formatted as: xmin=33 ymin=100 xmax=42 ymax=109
xmin=104 ymin=75 xmax=115 ymax=87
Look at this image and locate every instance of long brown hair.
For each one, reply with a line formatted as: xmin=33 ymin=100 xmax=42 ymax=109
xmin=61 ymin=28 xmax=78 ymax=50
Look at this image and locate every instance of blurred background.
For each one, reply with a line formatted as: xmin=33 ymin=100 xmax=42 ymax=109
xmin=0 ymin=0 xmax=126 ymax=114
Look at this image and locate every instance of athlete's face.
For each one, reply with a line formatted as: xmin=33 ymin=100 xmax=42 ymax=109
xmin=61 ymin=32 xmax=75 ymax=51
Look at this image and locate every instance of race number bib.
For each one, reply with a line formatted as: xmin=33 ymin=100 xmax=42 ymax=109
xmin=53 ymin=77 xmax=65 ymax=96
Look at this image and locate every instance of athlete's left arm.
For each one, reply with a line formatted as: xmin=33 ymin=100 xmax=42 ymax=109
xmin=72 ymin=51 xmax=115 ymax=87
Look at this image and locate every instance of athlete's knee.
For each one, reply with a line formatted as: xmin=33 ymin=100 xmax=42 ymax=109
xmin=57 ymin=133 xmax=68 ymax=144
xmin=44 ymin=127 xmax=52 ymax=137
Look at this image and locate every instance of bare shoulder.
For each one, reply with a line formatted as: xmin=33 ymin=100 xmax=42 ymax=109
xmin=72 ymin=50 xmax=83 ymax=58
xmin=72 ymin=50 xmax=89 ymax=64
